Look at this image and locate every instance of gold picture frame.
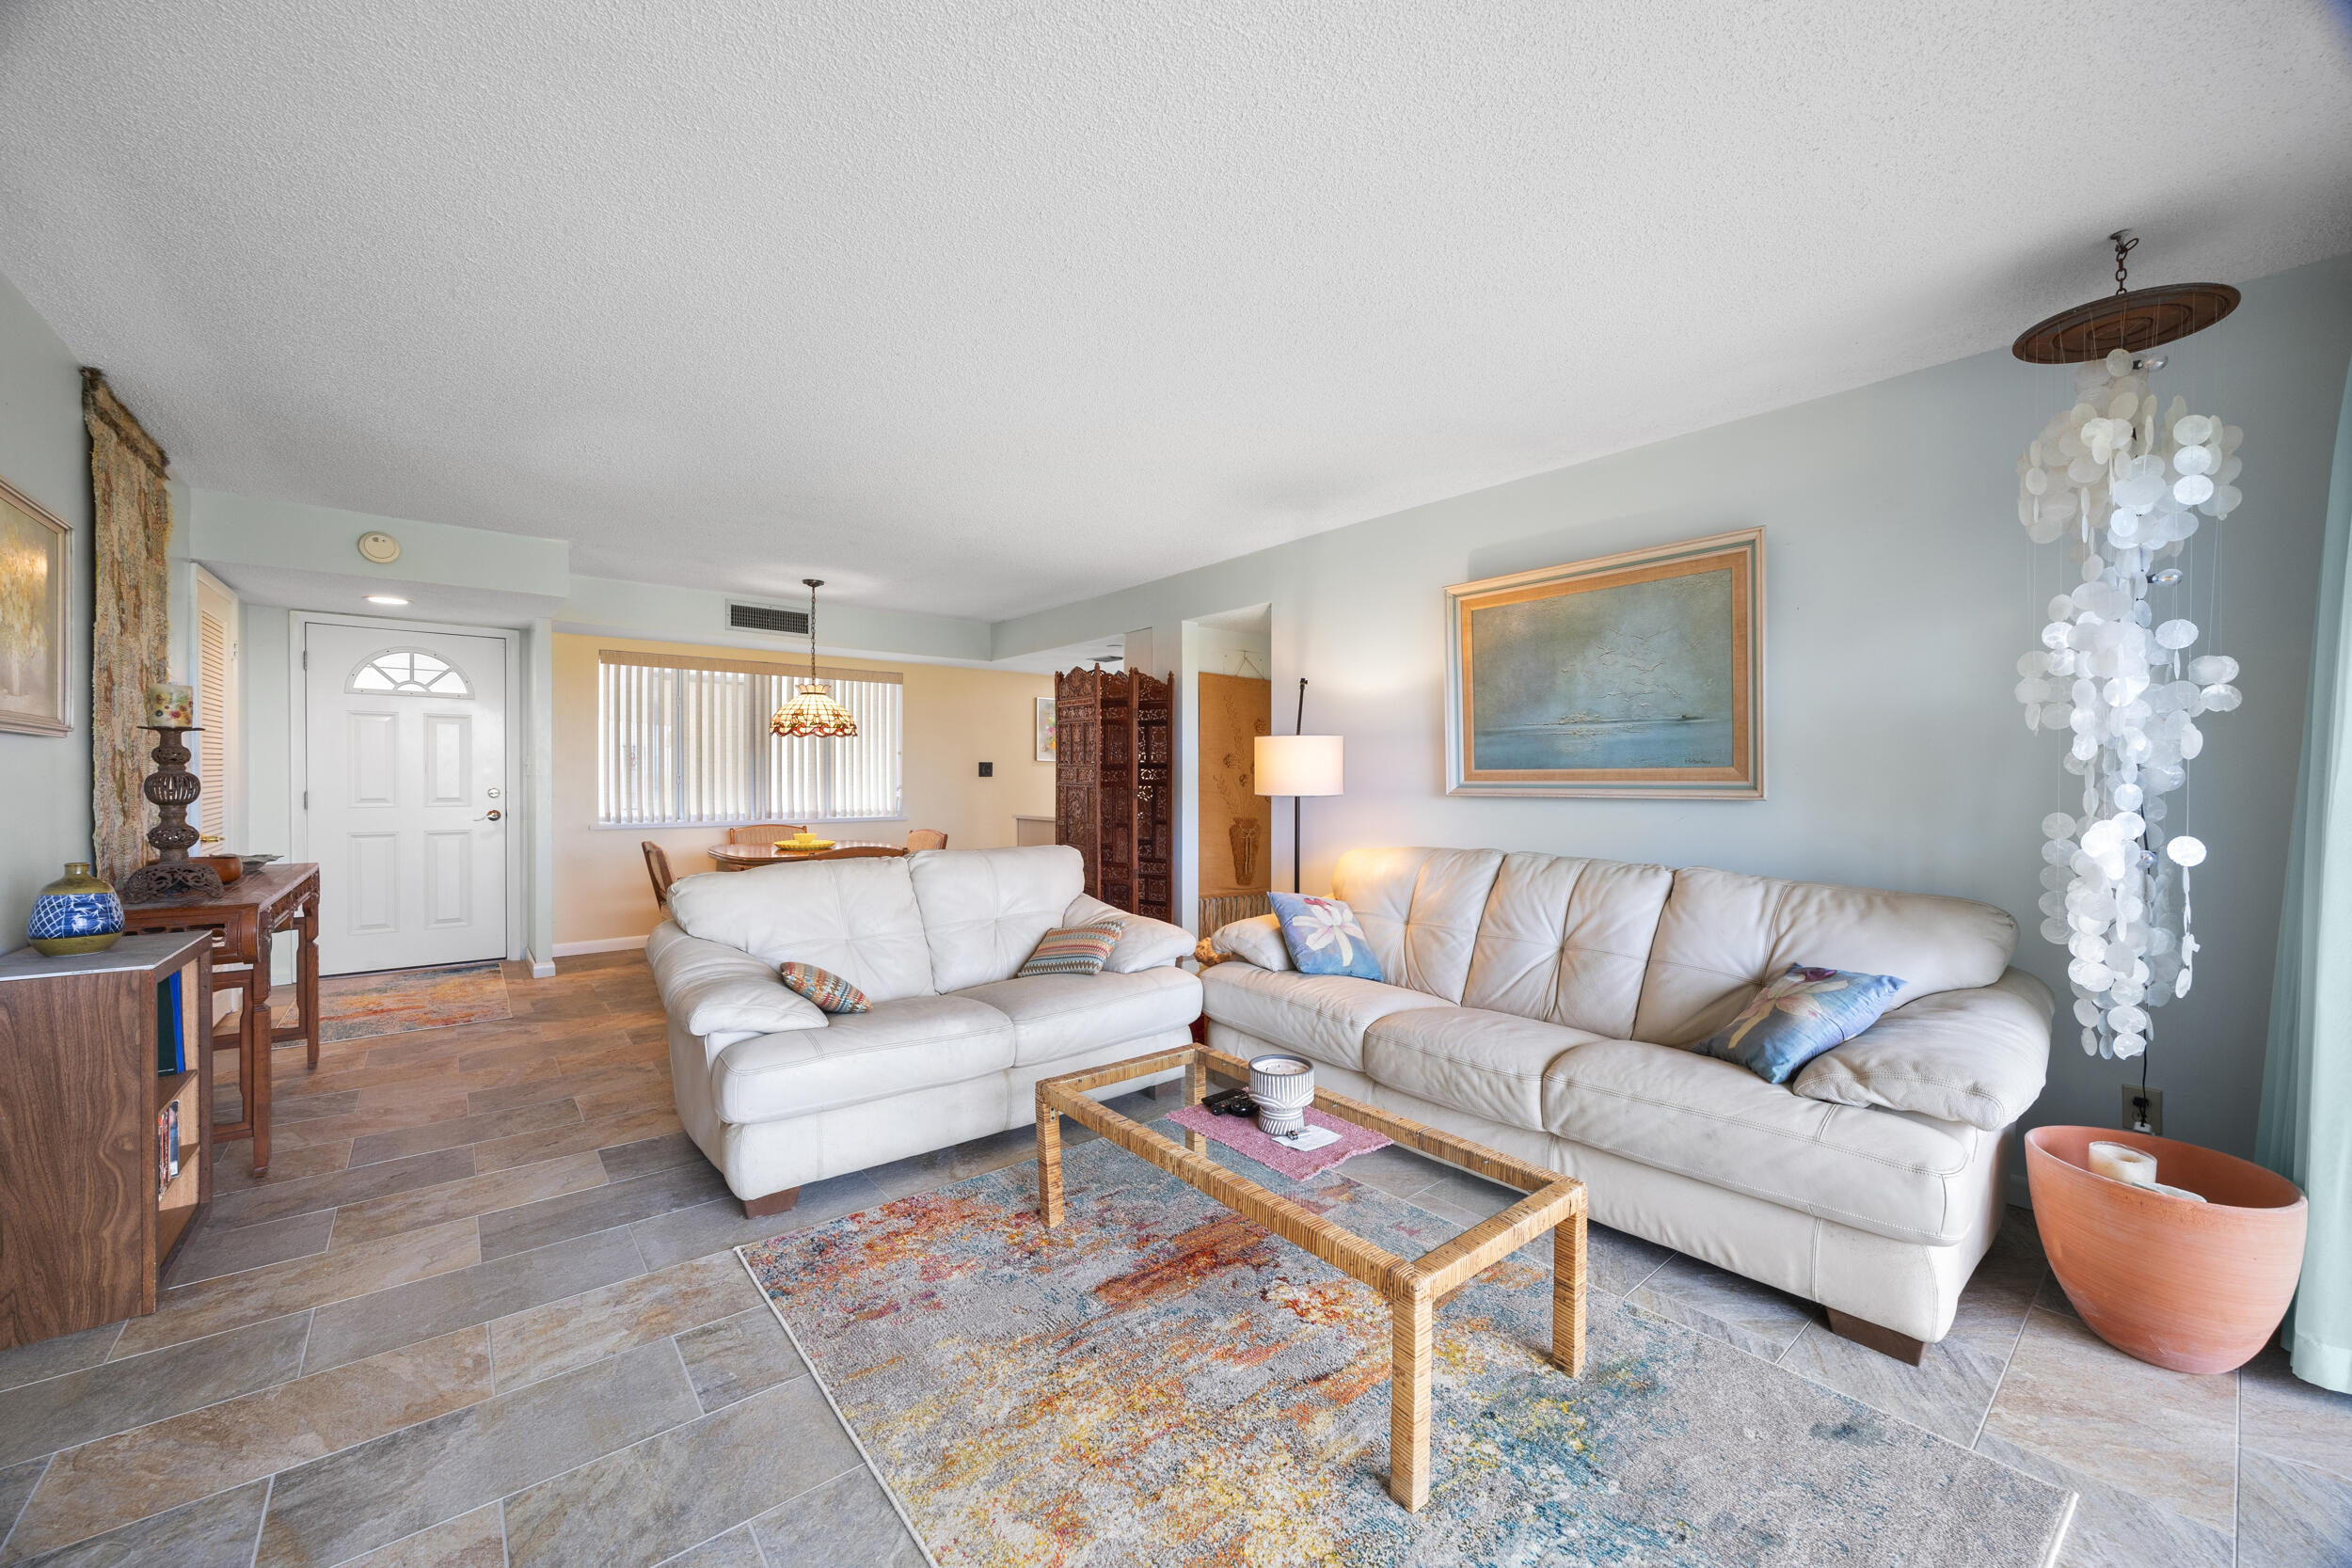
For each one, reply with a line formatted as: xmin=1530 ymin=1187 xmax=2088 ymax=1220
xmin=0 ymin=474 xmax=72 ymax=737
xmin=1445 ymin=528 xmax=1763 ymax=799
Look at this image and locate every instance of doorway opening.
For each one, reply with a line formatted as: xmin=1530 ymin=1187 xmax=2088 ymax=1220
xmin=1184 ymin=605 xmax=1273 ymax=938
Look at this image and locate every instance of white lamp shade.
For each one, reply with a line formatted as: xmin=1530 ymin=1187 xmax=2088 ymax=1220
xmin=1256 ymin=734 xmax=1343 ymax=798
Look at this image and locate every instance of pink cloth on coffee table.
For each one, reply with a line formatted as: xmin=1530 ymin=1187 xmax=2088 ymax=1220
xmin=1164 ymin=1103 xmax=1391 ymax=1181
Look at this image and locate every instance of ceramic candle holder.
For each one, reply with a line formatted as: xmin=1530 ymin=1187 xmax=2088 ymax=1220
xmin=145 ymin=682 xmax=195 ymax=727
xmin=1248 ymin=1053 xmax=1315 ymax=1138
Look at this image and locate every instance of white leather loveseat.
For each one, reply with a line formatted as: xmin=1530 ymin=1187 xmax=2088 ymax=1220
xmin=1205 ymin=847 xmax=2054 ymax=1355
xmin=649 ymin=846 xmax=1200 ymax=1215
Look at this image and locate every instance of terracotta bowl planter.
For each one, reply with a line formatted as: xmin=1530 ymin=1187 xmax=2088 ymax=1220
xmin=2025 ymin=1125 xmax=2306 ymax=1374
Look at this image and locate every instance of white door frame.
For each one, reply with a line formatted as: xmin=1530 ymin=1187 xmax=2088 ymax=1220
xmin=289 ymin=611 xmax=526 ymax=964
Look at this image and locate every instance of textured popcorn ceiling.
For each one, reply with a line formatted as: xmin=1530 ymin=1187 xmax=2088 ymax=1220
xmin=3 ymin=1 xmax=2348 ymax=620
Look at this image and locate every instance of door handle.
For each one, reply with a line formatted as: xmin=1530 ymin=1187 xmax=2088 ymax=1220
xmin=478 ymin=810 xmax=502 ymax=821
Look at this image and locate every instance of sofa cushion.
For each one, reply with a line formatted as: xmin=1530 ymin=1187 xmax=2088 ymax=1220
xmin=1332 ymin=847 xmax=1504 ymax=1004
xmin=668 ymin=857 xmax=936 ymax=1003
xmin=711 ymin=994 xmax=1014 ymax=1124
xmin=1066 ymin=894 xmax=1197 ymax=972
xmin=1200 ymin=962 xmax=1453 ymax=1072
xmin=645 ymin=922 xmax=830 ymax=1040
xmin=956 ymin=967 xmax=1203 ymax=1067
xmin=1459 ymin=851 xmax=1674 ymax=1037
xmin=1630 ymin=865 xmax=2019 ymax=1048
xmin=1539 ymin=1037 xmax=1984 ymax=1245
xmin=1792 ymin=969 xmax=2056 ymax=1132
xmin=909 ymin=845 xmax=1087 ymax=991
xmin=1210 ymin=914 xmax=1290 ymax=971
xmin=1362 ymin=1006 xmax=1603 ymax=1133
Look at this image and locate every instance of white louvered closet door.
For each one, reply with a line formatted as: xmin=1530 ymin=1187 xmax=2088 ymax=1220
xmin=194 ymin=574 xmax=238 ymax=844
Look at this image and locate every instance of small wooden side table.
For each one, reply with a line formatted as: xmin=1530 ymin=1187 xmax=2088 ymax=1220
xmin=121 ymin=863 xmax=321 ymax=1176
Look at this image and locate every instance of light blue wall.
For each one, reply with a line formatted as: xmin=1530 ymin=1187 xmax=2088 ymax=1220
xmin=996 ymin=253 xmax=2352 ymax=1164
xmin=188 ymin=491 xmax=573 ymax=603
xmin=0 ymin=270 xmax=93 ymax=927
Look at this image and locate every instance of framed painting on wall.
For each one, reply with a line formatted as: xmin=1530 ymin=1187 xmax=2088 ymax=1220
xmin=1445 ymin=528 xmax=1763 ymax=799
xmin=0 ymin=474 xmax=72 ymax=737
xmin=1034 ymin=696 xmax=1057 ymax=762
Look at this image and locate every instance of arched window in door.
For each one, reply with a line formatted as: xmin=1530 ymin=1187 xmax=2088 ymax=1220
xmin=347 ymin=648 xmax=472 ymax=697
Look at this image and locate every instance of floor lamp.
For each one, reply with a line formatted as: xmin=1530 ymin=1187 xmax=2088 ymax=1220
xmin=1255 ymin=678 xmax=1344 ymax=895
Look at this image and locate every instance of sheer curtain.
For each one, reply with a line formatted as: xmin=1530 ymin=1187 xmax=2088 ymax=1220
xmin=2257 ymin=351 xmax=2352 ymax=1393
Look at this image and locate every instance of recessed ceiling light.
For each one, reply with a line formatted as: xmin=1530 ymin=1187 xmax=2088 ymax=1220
xmin=366 ymin=594 xmax=409 ymax=606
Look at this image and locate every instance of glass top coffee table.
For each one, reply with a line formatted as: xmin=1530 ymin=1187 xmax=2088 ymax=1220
xmin=1034 ymin=1041 xmax=1588 ymax=1512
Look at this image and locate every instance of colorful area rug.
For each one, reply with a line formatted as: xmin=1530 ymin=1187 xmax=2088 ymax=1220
xmin=317 ymin=959 xmax=512 ymax=1043
xmin=741 ymin=1141 xmax=2074 ymax=1567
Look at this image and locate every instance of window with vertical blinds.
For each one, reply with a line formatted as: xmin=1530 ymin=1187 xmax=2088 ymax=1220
xmin=596 ymin=651 xmax=904 ymax=826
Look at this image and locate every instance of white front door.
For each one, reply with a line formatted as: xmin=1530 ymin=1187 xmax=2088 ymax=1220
xmin=304 ymin=622 xmax=508 ymax=975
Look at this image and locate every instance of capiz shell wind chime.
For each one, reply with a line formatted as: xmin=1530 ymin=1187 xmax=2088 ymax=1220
xmin=2010 ymin=233 xmax=2243 ymax=1063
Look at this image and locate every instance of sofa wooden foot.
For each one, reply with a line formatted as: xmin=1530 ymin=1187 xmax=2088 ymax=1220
xmin=743 ymin=1186 xmax=802 ymax=1219
xmin=1827 ymin=1307 xmax=1928 ymax=1365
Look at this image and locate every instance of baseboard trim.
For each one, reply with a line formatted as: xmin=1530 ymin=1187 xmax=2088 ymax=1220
xmin=552 ymin=936 xmax=651 ymax=958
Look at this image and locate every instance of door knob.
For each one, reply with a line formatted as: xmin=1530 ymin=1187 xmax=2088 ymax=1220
xmin=478 ymin=809 xmax=502 ymax=821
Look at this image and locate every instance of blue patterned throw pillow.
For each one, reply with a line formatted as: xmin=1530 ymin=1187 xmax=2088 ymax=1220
xmin=1697 ymin=964 xmax=1905 ymax=1085
xmin=1267 ymin=892 xmax=1385 ymax=981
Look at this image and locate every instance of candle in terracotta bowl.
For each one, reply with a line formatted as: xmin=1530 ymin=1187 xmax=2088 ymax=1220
xmin=2088 ymin=1141 xmax=2158 ymax=1187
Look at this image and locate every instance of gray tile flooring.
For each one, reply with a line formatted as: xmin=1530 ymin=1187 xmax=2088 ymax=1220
xmin=0 ymin=950 xmax=2344 ymax=1566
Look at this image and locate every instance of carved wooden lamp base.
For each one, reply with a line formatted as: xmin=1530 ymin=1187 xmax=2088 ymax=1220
xmin=120 ymin=726 xmax=224 ymax=904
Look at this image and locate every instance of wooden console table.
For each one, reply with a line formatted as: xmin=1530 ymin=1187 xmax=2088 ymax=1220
xmin=122 ymin=863 xmax=321 ymax=1176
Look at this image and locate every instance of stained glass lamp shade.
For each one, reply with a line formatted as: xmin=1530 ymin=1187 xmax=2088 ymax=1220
xmin=771 ymin=578 xmax=858 ymax=739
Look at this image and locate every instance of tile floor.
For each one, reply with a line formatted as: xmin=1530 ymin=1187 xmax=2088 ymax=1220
xmin=0 ymin=951 xmax=2343 ymax=1566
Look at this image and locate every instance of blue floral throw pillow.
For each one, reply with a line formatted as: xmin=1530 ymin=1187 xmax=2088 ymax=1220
xmin=1697 ymin=964 xmax=1904 ymax=1085
xmin=1267 ymin=892 xmax=1385 ymax=981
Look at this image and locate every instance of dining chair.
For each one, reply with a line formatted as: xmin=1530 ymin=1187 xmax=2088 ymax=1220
xmin=641 ymin=841 xmax=677 ymax=909
xmin=905 ymin=828 xmax=948 ymax=850
xmin=729 ymin=823 xmax=808 ymax=845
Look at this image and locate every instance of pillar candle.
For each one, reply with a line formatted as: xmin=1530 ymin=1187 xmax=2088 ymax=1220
xmin=145 ymin=682 xmax=196 ymax=727
xmin=2088 ymin=1141 xmax=2158 ymax=1188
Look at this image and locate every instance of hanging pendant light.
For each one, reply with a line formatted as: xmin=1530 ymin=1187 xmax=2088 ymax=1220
xmin=770 ymin=578 xmax=859 ymax=738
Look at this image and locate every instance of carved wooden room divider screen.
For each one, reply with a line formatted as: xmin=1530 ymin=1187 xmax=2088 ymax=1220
xmin=1053 ymin=666 xmax=1173 ymax=924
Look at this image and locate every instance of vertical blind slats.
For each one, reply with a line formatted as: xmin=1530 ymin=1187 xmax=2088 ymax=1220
xmin=598 ymin=657 xmax=902 ymax=825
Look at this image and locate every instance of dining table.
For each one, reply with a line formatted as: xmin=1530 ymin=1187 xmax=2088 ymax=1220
xmin=706 ymin=841 xmax=910 ymax=871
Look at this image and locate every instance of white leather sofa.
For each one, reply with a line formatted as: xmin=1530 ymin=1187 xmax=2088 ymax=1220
xmin=1204 ymin=847 xmax=2054 ymax=1355
xmin=649 ymin=846 xmax=1201 ymax=1215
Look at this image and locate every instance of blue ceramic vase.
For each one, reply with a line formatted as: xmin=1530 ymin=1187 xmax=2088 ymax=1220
xmin=26 ymin=862 xmax=124 ymax=957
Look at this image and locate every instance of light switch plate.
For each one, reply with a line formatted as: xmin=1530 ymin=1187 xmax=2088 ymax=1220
xmin=2122 ymin=1084 xmax=2163 ymax=1135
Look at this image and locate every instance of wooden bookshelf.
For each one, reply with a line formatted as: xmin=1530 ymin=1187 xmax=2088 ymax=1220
xmin=0 ymin=932 xmax=213 ymax=1348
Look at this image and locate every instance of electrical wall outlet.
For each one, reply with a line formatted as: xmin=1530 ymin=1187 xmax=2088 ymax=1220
xmin=977 ymin=761 xmax=993 ymax=778
xmin=2122 ymin=1084 xmax=2164 ymax=1136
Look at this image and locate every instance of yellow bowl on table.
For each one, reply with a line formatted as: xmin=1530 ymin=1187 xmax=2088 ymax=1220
xmin=775 ymin=835 xmax=836 ymax=851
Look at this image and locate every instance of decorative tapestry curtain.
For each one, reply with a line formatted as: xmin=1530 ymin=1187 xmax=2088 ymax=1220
xmin=2257 ymin=348 xmax=2352 ymax=1394
xmin=82 ymin=370 xmax=172 ymax=888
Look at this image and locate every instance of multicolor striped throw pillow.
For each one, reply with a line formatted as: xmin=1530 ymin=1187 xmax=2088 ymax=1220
xmin=779 ymin=961 xmax=870 ymax=1014
xmin=1018 ymin=919 xmax=1126 ymax=977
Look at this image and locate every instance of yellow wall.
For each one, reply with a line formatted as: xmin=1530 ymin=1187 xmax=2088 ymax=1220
xmin=553 ymin=633 xmax=1055 ymax=946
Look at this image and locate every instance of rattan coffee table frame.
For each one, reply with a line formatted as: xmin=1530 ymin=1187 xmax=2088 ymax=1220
xmin=1035 ymin=1042 xmax=1586 ymax=1512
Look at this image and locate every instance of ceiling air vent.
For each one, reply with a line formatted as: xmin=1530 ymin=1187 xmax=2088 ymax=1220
xmin=727 ymin=601 xmax=811 ymax=636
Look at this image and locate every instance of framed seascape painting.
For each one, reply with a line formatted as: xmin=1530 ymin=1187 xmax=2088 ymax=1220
xmin=0 ymin=475 xmax=72 ymax=737
xmin=1035 ymin=696 xmax=1057 ymax=762
xmin=1445 ymin=528 xmax=1763 ymax=799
